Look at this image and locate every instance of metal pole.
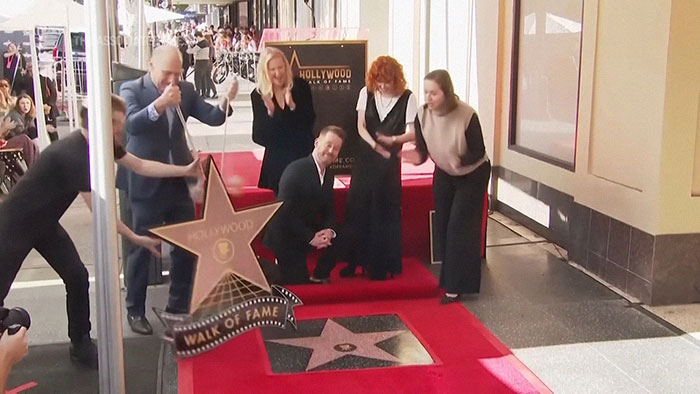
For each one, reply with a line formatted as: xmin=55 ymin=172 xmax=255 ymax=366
xmin=63 ymin=26 xmax=76 ymax=130
xmin=137 ymin=0 xmax=145 ymax=69
xmin=28 ymin=28 xmax=50 ymax=150
xmin=85 ymin=0 xmax=126 ymax=392
xmin=107 ymin=0 xmax=120 ymax=63
xmin=66 ymin=7 xmax=80 ymax=131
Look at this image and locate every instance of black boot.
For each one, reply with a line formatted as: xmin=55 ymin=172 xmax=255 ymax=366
xmin=70 ymin=335 xmax=98 ymax=369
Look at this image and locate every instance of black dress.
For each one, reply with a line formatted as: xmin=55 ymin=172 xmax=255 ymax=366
xmin=343 ymin=89 xmax=412 ymax=280
xmin=251 ymin=77 xmax=315 ymax=195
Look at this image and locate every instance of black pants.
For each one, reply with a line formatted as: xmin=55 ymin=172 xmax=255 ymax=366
xmin=194 ymin=60 xmax=209 ymax=97
xmin=311 ymin=233 xmax=345 ymax=280
xmin=343 ymin=151 xmax=402 ymax=279
xmin=127 ymin=197 xmax=195 ymax=316
xmin=0 ymin=224 xmax=90 ymax=343
xmin=433 ymin=161 xmax=490 ymax=294
xmin=206 ymin=61 xmax=217 ymax=98
xmin=275 ymin=241 xmax=340 ymax=285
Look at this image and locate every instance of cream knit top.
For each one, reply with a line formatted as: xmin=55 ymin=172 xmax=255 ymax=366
xmin=416 ymin=101 xmax=488 ymax=176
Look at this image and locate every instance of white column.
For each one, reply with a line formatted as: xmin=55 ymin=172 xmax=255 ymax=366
xmin=296 ymin=0 xmax=313 ymax=28
xmin=85 ymin=0 xmax=126 ymax=392
xmin=337 ymin=0 xmax=360 ymax=27
xmin=315 ymin=0 xmax=336 ymax=28
xmin=278 ymin=0 xmax=295 ymax=28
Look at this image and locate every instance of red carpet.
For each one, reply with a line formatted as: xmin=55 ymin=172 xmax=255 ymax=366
xmin=178 ymin=298 xmax=551 ymax=394
xmin=181 ymin=152 xmax=546 ymax=393
xmin=287 ymin=258 xmax=439 ymax=305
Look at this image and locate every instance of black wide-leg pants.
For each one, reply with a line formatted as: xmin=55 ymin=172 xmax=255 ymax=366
xmin=432 ymin=161 xmax=491 ymax=294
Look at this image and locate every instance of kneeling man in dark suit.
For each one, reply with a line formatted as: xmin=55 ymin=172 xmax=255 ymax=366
xmin=263 ymin=125 xmax=346 ymax=284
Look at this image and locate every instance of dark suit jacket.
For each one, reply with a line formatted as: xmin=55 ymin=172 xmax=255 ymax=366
xmin=263 ymin=155 xmax=335 ymax=252
xmin=116 ymin=73 xmax=227 ymax=201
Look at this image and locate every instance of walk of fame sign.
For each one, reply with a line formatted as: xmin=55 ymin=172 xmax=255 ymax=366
xmin=150 ymin=158 xmax=301 ymax=357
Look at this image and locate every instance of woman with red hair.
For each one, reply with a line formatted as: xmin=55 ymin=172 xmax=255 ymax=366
xmin=319 ymin=56 xmax=417 ymax=281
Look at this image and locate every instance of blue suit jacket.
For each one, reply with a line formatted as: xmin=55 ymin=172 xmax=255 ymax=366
xmin=116 ymin=74 xmax=227 ymax=201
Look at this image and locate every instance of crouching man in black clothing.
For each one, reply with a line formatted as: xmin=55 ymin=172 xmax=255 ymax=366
xmin=263 ymin=126 xmax=346 ymax=285
xmin=0 ymin=94 xmax=201 ymax=369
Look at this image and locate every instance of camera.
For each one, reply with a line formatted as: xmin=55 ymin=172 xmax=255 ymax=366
xmin=0 ymin=307 xmax=30 ymax=336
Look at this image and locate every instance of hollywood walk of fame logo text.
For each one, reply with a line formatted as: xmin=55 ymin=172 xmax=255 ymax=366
xmin=150 ymin=158 xmax=301 ymax=357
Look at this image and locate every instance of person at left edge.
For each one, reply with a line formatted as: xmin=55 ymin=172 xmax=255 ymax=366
xmin=0 ymin=94 xmax=202 ymax=369
xmin=117 ymin=45 xmax=238 ymax=335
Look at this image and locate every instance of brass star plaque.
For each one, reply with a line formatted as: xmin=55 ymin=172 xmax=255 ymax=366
xmin=150 ymin=159 xmax=282 ymax=314
xmin=149 ymin=158 xmax=301 ymax=357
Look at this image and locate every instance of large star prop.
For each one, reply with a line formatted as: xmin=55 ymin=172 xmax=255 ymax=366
xmin=150 ymin=160 xmax=282 ymax=314
xmin=267 ymin=319 xmax=405 ymax=370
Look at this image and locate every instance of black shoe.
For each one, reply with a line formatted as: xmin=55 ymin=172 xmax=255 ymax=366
xmin=127 ymin=314 xmax=153 ymax=335
xmin=309 ymin=276 xmax=329 ymax=284
xmin=339 ymin=265 xmax=356 ymax=278
xmin=165 ymin=306 xmax=188 ymax=315
xmin=440 ymin=294 xmax=462 ymax=305
xmin=70 ymin=336 xmax=98 ymax=369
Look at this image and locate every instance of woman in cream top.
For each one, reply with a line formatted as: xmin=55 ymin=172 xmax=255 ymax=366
xmin=404 ymin=69 xmax=491 ymax=304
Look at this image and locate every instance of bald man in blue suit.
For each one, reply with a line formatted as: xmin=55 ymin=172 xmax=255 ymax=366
xmin=117 ymin=46 xmax=238 ymax=335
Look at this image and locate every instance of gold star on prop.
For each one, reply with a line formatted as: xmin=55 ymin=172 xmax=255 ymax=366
xmin=150 ymin=160 xmax=282 ymax=314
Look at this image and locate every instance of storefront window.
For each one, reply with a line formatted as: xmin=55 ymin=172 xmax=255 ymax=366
xmin=509 ymin=0 xmax=583 ymax=168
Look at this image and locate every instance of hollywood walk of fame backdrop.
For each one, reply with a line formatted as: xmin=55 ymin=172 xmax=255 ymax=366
xmin=262 ymin=314 xmax=434 ymax=373
xmin=150 ymin=158 xmax=301 ymax=357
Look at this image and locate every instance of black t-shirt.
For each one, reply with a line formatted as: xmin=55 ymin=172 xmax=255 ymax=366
xmin=0 ymin=130 xmax=125 ymax=236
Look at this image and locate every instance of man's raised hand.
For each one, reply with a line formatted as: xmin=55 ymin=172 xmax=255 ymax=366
xmin=155 ymin=83 xmax=181 ymax=114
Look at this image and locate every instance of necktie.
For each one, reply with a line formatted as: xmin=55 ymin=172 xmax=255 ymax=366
xmin=166 ymin=106 xmax=176 ymax=164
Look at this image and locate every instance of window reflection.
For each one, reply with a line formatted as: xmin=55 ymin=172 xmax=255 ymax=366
xmin=524 ymin=13 xmax=537 ymax=35
xmin=546 ymin=13 xmax=582 ymax=34
xmin=511 ymin=0 xmax=583 ymax=167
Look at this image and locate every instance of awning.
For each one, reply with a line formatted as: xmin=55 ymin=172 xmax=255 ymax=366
xmin=0 ymin=0 xmax=87 ymax=32
xmin=118 ymin=5 xmax=185 ymax=24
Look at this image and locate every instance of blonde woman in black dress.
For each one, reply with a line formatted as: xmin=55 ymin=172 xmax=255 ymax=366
xmin=251 ymin=47 xmax=315 ymax=195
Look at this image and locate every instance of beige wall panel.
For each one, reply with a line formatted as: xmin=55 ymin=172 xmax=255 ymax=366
xmin=656 ymin=0 xmax=700 ymax=233
xmin=588 ymin=0 xmax=668 ymax=192
xmin=694 ymin=100 xmax=700 ymax=195
xmin=496 ymin=0 xmax=668 ymax=234
xmin=475 ymin=0 xmax=500 ymax=161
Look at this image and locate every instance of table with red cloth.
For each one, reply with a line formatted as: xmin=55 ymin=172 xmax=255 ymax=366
xmin=200 ymin=150 xmax=486 ymax=263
